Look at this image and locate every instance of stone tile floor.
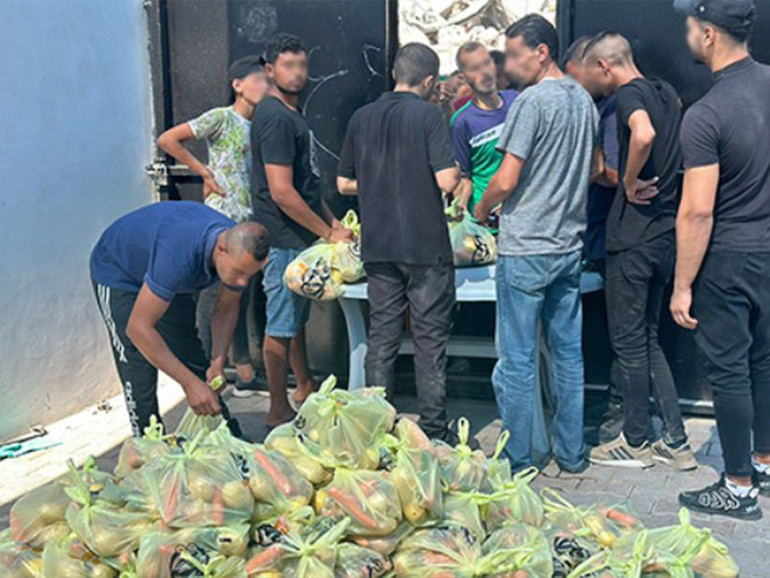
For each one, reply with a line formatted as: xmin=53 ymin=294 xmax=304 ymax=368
xmin=1 ymin=385 xmax=765 ymax=576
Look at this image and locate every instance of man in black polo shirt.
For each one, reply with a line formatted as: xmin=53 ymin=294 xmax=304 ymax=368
xmin=671 ymin=0 xmax=769 ymax=520
xmin=337 ymin=43 xmax=460 ymax=441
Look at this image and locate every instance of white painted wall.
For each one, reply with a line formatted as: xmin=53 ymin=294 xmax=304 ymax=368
xmin=0 ymin=0 xmax=154 ymax=440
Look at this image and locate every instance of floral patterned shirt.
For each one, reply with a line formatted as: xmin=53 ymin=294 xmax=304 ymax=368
xmin=188 ymin=106 xmax=252 ymax=223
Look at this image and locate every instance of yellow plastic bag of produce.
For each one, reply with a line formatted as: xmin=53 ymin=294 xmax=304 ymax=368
xmin=315 ymin=468 xmax=402 ymax=537
xmin=264 ymin=423 xmax=332 ymax=485
xmin=64 ymin=461 xmax=154 ymax=558
xmin=542 ymin=489 xmax=642 ymax=550
xmin=41 ymin=534 xmax=119 ymax=578
xmin=175 ymin=377 xmax=227 ymax=439
xmin=249 ymin=446 xmax=313 ymax=521
xmin=0 ymin=530 xmax=43 ymax=578
xmin=175 ymin=551 xmax=248 ymax=578
xmin=647 ymin=509 xmax=739 ymax=578
xmin=392 ymin=524 xmax=483 ymax=577
xmin=481 ymin=430 xmax=512 ymax=491
xmin=432 ymin=418 xmax=487 ymax=492
xmin=245 ymin=518 xmax=349 ymax=578
xmin=294 ymin=375 xmax=396 ymax=469
xmin=114 ymin=416 xmax=179 ymax=479
xmin=284 ymin=242 xmax=345 ymax=301
xmin=349 ymin=519 xmax=414 ymax=556
xmin=482 ymin=523 xmax=554 ymax=578
xmin=546 ymin=526 xmax=597 ymax=577
xmin=385 ymin=419 xmax=443 ymax=526
xmin=333 ymin=210 xmax=365 ymax=283
xmin=9 ymin=456 xmax=111 ymax=548
xmin=443 ymin=491 xmax=487 ymax=540
xmin=483 ymin=467 xmax=544 ymax=531
xmin=446 ymin=200 xmax=497 ymax=267
xmin=334 ymin=543 xmax=392 ymax=578
xmin=141 ymin=430 xmax=253 ymax=529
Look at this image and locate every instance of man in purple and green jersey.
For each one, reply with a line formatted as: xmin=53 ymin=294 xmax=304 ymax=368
xmin=451 ymin=42 xmax=518 ymax=221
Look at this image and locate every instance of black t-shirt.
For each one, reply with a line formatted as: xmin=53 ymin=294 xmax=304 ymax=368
xmin=337 ymin=92 xmax=456 ymax=266
xmin=251 ymin=96 xmax=323 ymax=249
xmin=606 ymin=78 xmax=682 ymax=253
xmin=681 ymin=57 xmax=770 ymax=253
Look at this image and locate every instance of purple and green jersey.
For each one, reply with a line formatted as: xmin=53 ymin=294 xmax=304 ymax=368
xmin=450 ymin=90 xmax=519 ymax=213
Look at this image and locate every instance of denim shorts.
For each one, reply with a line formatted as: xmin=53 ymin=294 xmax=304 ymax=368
xmin=262 ymin=246 xmax=311 ymax=338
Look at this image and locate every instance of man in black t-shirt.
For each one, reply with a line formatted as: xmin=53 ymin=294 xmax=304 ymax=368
xmin=251 ymin=33 xmax=353 ymax=427
xmin=583 ymin=32 xmax=695 ymax=472
xmin=671 ymin=0 xmax=769 ymax=521
xmin=337 ymin=43 xmax=460 ymax=441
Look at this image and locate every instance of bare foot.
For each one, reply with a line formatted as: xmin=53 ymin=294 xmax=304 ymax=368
xmin=235 ymin=364 xmax=255 ymax=383
xmin=291 ymin=378 xmax=318 ymax=405
xmin=265 ymin=405 xmax=296 ymax=429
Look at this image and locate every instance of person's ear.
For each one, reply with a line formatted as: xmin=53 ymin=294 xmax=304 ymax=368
xmin=232 ymin=78 xmax=243 ymax=97
xmin=423 ymin=74 xmax=436 ymax=91
xmin=537 ymin=43 xmax=548 ymax=64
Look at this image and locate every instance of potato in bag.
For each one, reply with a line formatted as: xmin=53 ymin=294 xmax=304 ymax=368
xmin=334 ymin=543 xmax=391 ymax=578
xmin=0 ymin=531 xmax=43 ymax=578
xmin=447 ymin=201 xmax=497 ymax=267
xmin=393 ymin=524 xmax=483 ymax=578
xmin=248 ymin=446 xmax=313 ymax=520
xmin=114 ymin=415 xmax=179 ymax=479
xmin=284 ymin=243 xmax=345 ymax=301
xmin=432 ymin=417 xmax=487 ymax=492
xmin=264 ymin=423 xmax=332 ymax=485
xmin=482 ymin=467 xmax=544 ymax=531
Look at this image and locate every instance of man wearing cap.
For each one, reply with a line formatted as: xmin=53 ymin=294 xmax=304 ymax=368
xmin=671 ymin=0 xmax=770 ymax=520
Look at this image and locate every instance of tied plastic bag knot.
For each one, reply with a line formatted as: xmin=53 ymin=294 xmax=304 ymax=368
xmin=483 ymin=467 xmax=544 ymax=530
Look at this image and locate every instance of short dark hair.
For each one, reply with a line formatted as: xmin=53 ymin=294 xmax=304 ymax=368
xmin=490 ymin=50 xmax=506 ymax=68
xmin=697 ymin=17 xmax=754 ymax=43
xmin=561 ymin=36 xmax=592 ymax=69
xmin=227 ymin=222 xmax=270 ymax=261
xmin=455 ymin=41 xmax=485 ymax=70
xmin=393 ymin=42 xmax=440 ymax=86
xmin=264 ymin=33 xmax=306 ymax=65
xmin=227 ymin=55 xmax=263 ymax=104
xmin=505 ymin=13 xmax=559 ymax=62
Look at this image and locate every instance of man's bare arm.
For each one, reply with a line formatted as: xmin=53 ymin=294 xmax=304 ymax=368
xmin=337 ymin=176 xmax=358 ymax=196
xmin=208 ymin=286 xmax=243 ymax=381
xmin=436 ymin=165 xmax=461 ymax=196
xmin=157 ymin=123 xmax=225 ymax=199
xmin=474 ymin=153 xmax=524 ymax=222
xmin=670 ymin=164 xmax=719 ymax=330
xmin=126 ymin=285 xmax=221 ymax=415
xmin=624 ymin=110 xmax=659 ymax=205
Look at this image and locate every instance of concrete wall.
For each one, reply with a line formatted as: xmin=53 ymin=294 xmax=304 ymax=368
xmin=0 ymin=0 xmax=154 ymax=440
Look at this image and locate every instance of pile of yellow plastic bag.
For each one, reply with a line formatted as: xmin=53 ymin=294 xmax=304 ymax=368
xmin=0 ymin=374 xmax=740 ymax=578
xmin=284 ymin=210 xmax=365 ymax=301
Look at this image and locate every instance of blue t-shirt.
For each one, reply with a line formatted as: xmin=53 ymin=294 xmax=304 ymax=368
xmin=585 ymin=95 xmax=619 ymax=261
xmin=90 ymin=201 xmax=234 ymax=301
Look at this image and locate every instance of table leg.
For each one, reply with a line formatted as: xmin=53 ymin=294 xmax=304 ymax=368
xmin=339 ymin=298 xmax=367 ymax=391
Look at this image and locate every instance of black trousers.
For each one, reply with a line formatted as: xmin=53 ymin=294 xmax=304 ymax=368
xmin=606 ymin=232 xmax=686 ymax=447
xmin=364 ymin=262 xmax=455 ymax=438
xmin=692 ymin=251 xmax=770 ymax=477
xmin=92 ymin=282 xmax=239 ymax=438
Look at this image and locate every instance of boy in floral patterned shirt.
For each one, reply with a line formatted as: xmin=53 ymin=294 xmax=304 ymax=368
xmin=157 ymin=56 xmax=268 ymax=395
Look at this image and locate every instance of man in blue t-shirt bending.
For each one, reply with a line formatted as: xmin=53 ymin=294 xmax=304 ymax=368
xmin=90 ymin=201 xmax=269 ymax=436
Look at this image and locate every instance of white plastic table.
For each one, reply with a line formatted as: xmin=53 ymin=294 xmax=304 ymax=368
xmin=338 ymin=264 xmax=604 ymax=464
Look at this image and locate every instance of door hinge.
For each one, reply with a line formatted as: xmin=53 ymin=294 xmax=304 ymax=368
xmin=145 ymin=159 xmax=169 ymax=186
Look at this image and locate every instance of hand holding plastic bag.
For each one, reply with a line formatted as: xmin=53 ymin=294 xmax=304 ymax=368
xmin=446 ymin=199 xmax=497 ymax=267
xmin=175 ymin=377 xmax=227 ymax=439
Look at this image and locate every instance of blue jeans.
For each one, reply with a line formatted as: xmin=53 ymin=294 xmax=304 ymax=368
xmin=493 ymin=250 xmax=586 ymax=471
xmin=263 ymin=247 xmax=311 ymax=339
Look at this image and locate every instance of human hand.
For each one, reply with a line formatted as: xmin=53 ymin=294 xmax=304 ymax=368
xmin=474 ymin=202 xmax=490 ymax=223
xmin=203 ymin=172 xmax=226 ymax=199
xmin=184 ymin=379 xmax=222 ymax=416
xmin=625 ymin=176 xmax=659 ymax=205
xmin=329 ymin=227 xmax=354 ymax=243
xmin=670 ymin=286 xmax=698 ymax=330
xmin=206 ymin=360 xmax=225 ymax=386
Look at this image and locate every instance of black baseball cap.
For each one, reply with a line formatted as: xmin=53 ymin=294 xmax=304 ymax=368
xmin=674 ymin=0 xmax=756 ymax=31
xmin=227 ymin=55 xmax=264 ymax=84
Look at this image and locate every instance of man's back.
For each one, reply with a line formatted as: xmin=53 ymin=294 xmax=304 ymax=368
xmin=607 ymin=77 xmax=682 ymax=253
xmin=681 ymin=58 xmax=770 ymax=252
xmin=495 ymin=77 xmax=598 ymax=256
xmin=338 ymin=92 xmax=456 ymax=266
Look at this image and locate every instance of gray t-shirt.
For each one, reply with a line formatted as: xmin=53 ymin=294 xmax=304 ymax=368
xmin=496 ymin=76 xmax=599 ymax=256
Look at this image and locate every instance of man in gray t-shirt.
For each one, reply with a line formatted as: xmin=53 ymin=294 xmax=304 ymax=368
xmin=474 ymin=14 xmax=598 ymax=473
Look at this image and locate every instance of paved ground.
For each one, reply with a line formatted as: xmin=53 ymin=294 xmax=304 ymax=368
xmin=1 ymin=385 xmax=766 ymax=576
